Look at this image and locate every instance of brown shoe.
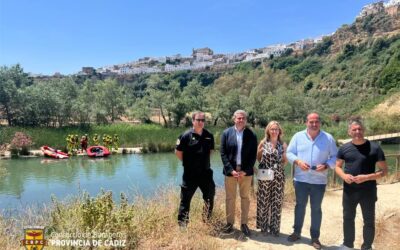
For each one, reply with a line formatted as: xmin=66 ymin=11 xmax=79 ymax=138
xmin=287 ymin=232 xmax=300 ymax=242
xmin=311 ymin=238 xmax=322 ymax=249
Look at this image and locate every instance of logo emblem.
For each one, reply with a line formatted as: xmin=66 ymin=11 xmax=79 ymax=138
xmin=21 ymin=227 xmax=47 ymax=250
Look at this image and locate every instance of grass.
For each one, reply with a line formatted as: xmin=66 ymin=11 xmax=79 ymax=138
xmin=0 ymin=180 xmax=297 ymax=250
xmin=0 ymin=121 xmax=361 ymax=153
xmin=0 ymin=124 xmax=184 ymax=152
xmin=0 ymin=176 xmax=399 ymax=249
xmin=0 ymin=186 xmax=225 ymax=250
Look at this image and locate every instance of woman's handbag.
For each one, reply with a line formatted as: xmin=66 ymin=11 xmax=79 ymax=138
xmin=257 ymin=168 xmax=274 ymax=181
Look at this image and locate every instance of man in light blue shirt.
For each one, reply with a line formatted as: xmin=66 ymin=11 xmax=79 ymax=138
xmin=286 ymin=113 xmax=337 ymax=250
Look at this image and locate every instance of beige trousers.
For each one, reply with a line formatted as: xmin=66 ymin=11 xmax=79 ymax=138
xmin=225 ymin=175 xmax=252 ymax=224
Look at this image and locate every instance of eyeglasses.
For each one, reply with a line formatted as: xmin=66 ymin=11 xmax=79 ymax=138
xmin=195 ymin=119 xmax=205 ymax=122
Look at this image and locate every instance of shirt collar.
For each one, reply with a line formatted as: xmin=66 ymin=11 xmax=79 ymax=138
xmin=191 ymin=128 xmax=203 ymax=136
xmin=303 ymin=129 xmax=322 ymax=141
xmin=234 ymin=126 xmax=244 ymax=133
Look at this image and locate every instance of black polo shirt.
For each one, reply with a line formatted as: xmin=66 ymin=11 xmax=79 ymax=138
xmin=337 ymin=140 xmax=385 ymax=190
xmin=176 ymin=128 xmax=214 ymax=175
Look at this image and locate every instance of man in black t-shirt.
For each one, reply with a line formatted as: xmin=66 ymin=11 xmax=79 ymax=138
xmin=335 ymin=119 xmax=388 ymax=250
xmin=175 ymin=111 xmax=215 ymax=228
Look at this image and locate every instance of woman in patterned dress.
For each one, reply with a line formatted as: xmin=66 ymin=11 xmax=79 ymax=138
xmin=256 ymin=121 xmax=287 ymax=236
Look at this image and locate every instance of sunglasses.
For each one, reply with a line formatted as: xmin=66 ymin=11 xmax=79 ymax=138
xmin=195 ymin=119 xmax=205 ymax=122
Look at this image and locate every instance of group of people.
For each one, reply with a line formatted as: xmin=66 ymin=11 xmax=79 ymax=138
xmin=175 ymin=110 xmax=388 ymax=250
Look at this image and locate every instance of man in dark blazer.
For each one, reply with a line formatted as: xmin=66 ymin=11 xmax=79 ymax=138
xmin=220 ymin=109 xmax=257 ymax=236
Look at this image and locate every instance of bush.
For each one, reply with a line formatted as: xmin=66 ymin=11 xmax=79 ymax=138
xmin=288 ymin=58 xmax=322 ymax=82
xmin=10 ymin=148 xmax=19 ymax=158
xmin=141 ymin=142 xmax=175 ymax=153
xmin=366 ymin=114 xmax=400 ymax=134
xmin=337 ymin=44 xmax=357 ymax=62
xmin=270 ymin=56 xmax=301 ymax=70
xmin=50 ymin=191 xmax=139 ymax=249
xmin=19 ymin=146 xmax=30 ymax=156
xmin=308 ymin=37 xmax=333 ymax=56
xmin=378 ymin=52 xmax=400 ymax=91
xmin=10 ymin=132 xmax=33 ymax=156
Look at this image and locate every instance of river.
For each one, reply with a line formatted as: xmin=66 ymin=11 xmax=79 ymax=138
xmin=0 ymin=144 xmax=398 ymax=212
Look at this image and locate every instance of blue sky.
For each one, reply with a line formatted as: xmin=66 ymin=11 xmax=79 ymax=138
xmin=0 ymin=0 xmax=377 ymax=75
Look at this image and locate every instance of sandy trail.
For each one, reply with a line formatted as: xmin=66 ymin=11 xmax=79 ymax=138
xmin=217 ymin=182 xmax=400 ymax=250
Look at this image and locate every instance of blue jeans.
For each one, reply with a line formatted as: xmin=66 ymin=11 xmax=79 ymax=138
xmin=293 ymin=181 xmax=326 ymax=239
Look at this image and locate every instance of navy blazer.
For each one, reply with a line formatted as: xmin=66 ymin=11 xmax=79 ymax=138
xmin=220 ymin=126 xmax=258 ymax=176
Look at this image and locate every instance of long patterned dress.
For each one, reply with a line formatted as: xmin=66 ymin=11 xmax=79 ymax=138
xmin=256 ymin=140 xmax=285 ymax=235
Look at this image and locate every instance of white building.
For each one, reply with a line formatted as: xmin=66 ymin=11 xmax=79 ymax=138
xmin=192 ymin=47 xmax=213 ymax=61
xmin=357 ymin=2 xmax=385 ymax=18
xmin=164 ymin=61 xmax=192 ymax=72
xmin=385 ymin=0 xmax=400 ymax=7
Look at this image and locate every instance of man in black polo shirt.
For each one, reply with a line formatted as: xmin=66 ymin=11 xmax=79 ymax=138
xmin=175 ymin=111 xmax=215 ymax=228
xmin=335 ymin=119 xmax=388 ymax=250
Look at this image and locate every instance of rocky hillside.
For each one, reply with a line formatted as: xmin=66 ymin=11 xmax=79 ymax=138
xmin=331 ymin=1 xmax=400 ymax=52
xmin=2 ymin=1 xmax=400 ymax=129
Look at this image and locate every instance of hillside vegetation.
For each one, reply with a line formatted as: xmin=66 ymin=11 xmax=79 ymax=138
xmin=1 ymin=9 xmax=399 ymax=131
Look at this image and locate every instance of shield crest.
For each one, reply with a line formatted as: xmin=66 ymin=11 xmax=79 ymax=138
xmin=21 ymin=228 xmax=47 ymax=250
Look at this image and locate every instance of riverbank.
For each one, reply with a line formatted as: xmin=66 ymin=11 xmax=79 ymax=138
xmin=0 ymin=147 xmax=142 ymax=159
xmin=0 ymin=123 xmax=341 ymax=152
xmin=0 ymin=124 xmax=187 ymax=153
xmin=0 ymin=180 xmax=399 ymax=249
xmin=1 ymin=123 xmax=398 ymax=156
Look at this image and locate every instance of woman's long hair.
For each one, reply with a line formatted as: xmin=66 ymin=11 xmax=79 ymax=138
xmin=262 ymin=120 xmax=284 ymax=144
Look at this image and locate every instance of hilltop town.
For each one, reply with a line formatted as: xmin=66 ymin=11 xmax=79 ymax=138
xmin=33 ymin=0 xmax=399 ymax=78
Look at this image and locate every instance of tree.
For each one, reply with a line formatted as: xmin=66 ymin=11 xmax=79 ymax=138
xmin=131 ymin=96 xmax=151 ymax=123
xmin=96 ymin=79 xmax=126 ymax=122
xmin=270 ymin=56 xmax=301 ymax=70
xmin=304 ymin=81 xmax=314 ymax=93
xmin=18 ymin=82 xmax=59 ymax=126
xmin=0 ymin=65 xmax=31 ymax=126
xmin=181 ymin=80 xmax=206 ymax=111
xmin=146 ymin=85 xmax=169 ymax=126
xmin=289 ymin=58 xmax=322 ymax=82
xmin=245 ymin=86 xmax=268 ymax=126
xmin=54 ymin=78 xmax=79 ymax=126
xmin=165 ymin=80 xmax=187 ymax=127
xmin=72 ymin=80 xmax=97 ymax=126
xmin=207 ymin=89 xmax=242 ymax=126
xmin=378 ymin=52 xmax=400 ymax=91
xmin=261 ymin=88 xmax=312 ymax=122
xmin=0 ymin=79 xmax=18 ymax=125
xmin=337 ymin=44 xmax=356 ymax=62
xmin=309 ymin=37 xmax=333 ymax=56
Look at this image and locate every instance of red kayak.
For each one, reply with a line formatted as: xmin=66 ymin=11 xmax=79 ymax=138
xmin=41 ymin=146 xmax=69 ymax=159
xmin=86 ymin=146 xmax=110 ymax=157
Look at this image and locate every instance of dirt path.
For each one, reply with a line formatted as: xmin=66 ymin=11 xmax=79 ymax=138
xmin=217 ymin=182 xmax=400 ymax=250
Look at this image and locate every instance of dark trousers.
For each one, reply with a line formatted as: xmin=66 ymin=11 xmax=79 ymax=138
xmin=343 ymin=187 xmax=377 ymax=249
xmin=178 ymin=170 xmax=215 ymax=224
